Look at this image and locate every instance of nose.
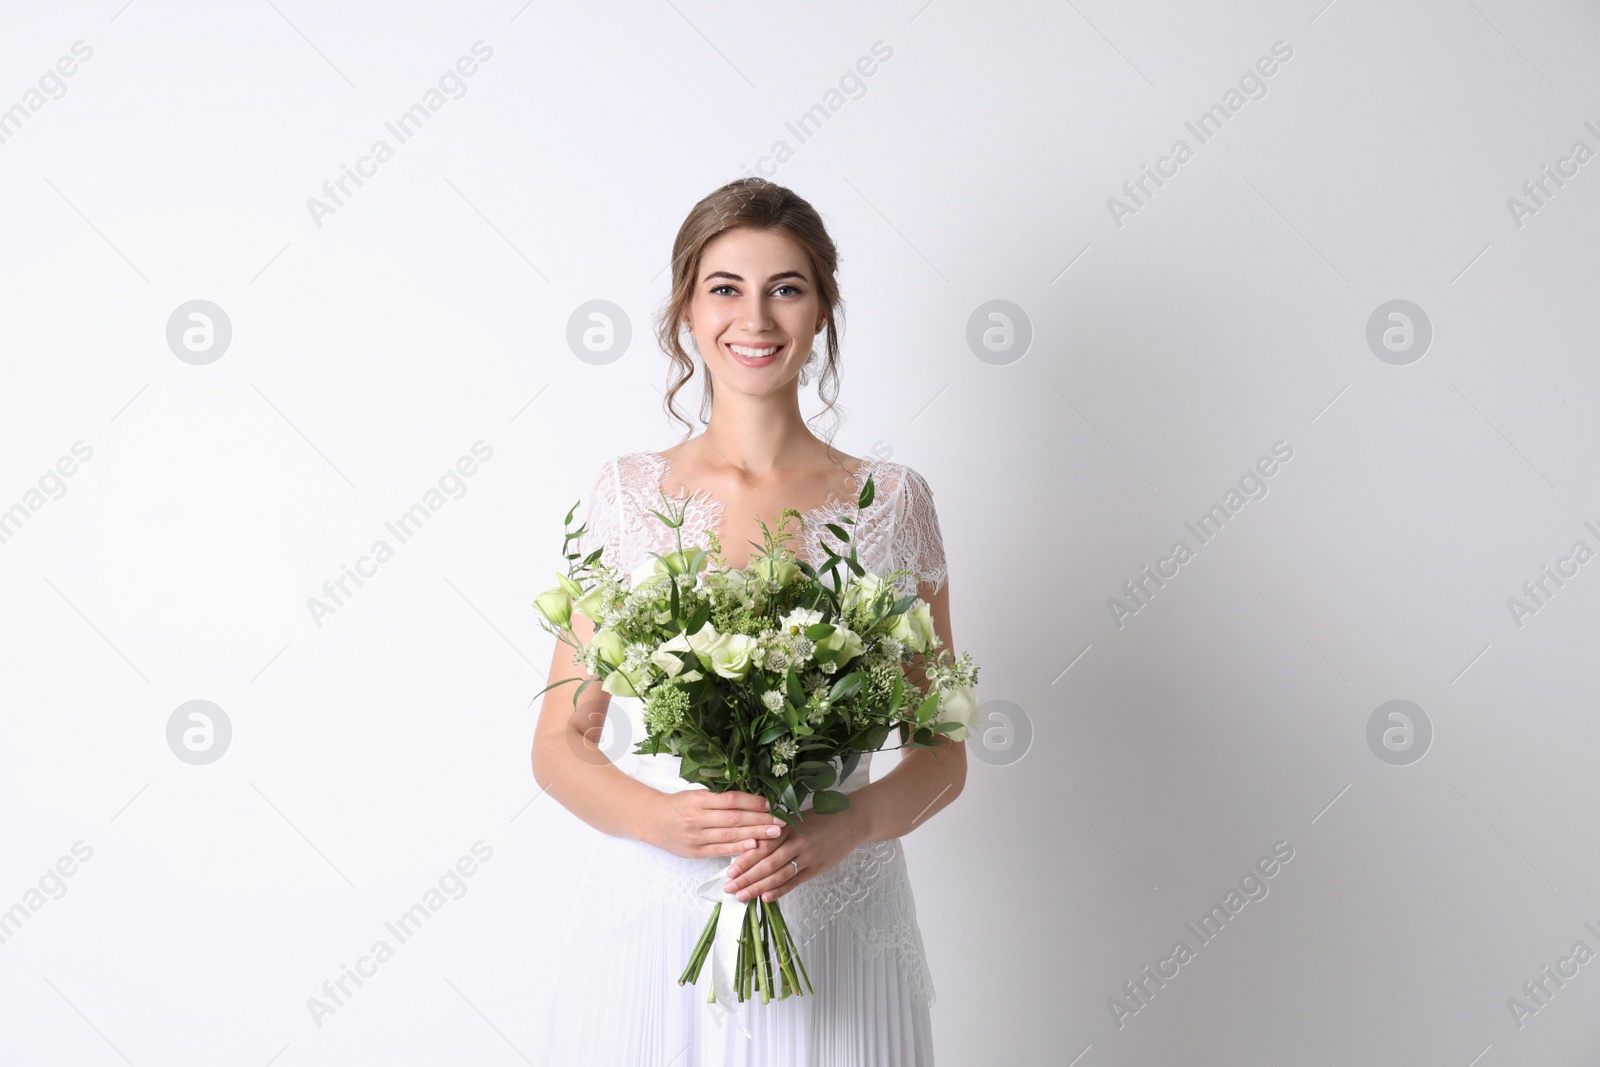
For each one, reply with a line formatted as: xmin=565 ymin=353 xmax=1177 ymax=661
xmin=744 ymin=293 xmax=773 ymax=333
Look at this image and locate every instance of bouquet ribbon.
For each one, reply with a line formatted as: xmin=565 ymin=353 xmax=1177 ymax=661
xmin=695 ymin=863 xmax=754 ymax=1039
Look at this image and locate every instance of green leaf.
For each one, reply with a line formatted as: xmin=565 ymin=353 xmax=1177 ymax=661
xmin=858 ymin=476 xmax=875 ymax=509
xmin=803 ymin=623 xmax=836 ymax=641
xmin=785 ymin=666 xmax=805 ymax=708
xmin=828 ymin=672 xmax=865 ymax=703
xmin=929 ymin=720 xmax=966 ymax=733
xmin=916 ymin=691 xmax=940 ymax=724
xmin=756 ymin=723 xmax=787 ymax=746
xmin=793 ymin=760 xmax=836 ymax=790
xmin=811 ymin=789 xmax=850 ymax=814
xmin=825 ymin=523 xmax=850 ymax=543
xmin=840 ymin=751 xmax=861 ymax=782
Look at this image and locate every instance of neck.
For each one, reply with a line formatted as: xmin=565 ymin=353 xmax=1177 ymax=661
xmin=698 ymin=389 xmax=828 ymax=475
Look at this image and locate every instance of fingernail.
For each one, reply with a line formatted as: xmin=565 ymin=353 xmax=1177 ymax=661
xmin=736 ymin=890 xmax=749 ymax=901
xmin=724 ymin=880 xmax=736 ymax=891
xmin=766 ymin=826 xmax=781 ymax=836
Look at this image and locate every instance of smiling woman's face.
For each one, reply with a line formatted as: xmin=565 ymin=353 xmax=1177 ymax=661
xmin=684 ymin=226 xmax=825 ymax=397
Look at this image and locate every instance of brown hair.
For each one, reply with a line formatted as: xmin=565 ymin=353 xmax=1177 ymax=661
xmin=654 ymin=177 xmax=845 ymax=442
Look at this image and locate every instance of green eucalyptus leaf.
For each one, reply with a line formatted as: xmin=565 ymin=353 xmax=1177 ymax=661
xmin=811 ymin=789 xmax=850 ymax=815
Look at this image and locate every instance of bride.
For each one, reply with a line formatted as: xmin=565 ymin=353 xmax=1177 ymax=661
xmin=532 ymin=177 xmax=965 ymax=1065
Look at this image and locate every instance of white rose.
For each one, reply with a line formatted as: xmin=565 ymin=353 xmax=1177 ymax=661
xmin=815 ymin=624 xmax=865 ymax=667
xmin=889 ymin=600 xmax=936 ymax=653
xmin=708 ymin=633 xmax=758 ymax=679
xmin=934 ymin=683 xmax=980 ymax=742
xmin=779 ymin=607 xmax=824 ymax=635
xmin=684 ymin=622 xmax=721 ymax=667
xmin=651 ymin=632 xmax=695 ymax=679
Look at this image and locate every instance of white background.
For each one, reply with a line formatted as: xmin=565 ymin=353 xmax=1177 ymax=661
xmin=2 ymin=0 xmax=1599 ymax=1064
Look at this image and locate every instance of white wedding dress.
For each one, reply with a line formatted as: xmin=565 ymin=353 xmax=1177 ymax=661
xmin=537 ymin=451 xmax=950 ymax=1066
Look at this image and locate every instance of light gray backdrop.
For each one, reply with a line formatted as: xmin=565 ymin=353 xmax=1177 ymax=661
xmin=2 ymin=0 xmax=1598 ymax=1064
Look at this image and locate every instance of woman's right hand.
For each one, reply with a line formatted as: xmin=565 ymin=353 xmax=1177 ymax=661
xmin=645 ymin=788 xmax=786 ymax=860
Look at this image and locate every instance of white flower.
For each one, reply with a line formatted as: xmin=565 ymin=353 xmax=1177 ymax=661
xmin=707 ymin=633 xmax=759 ymax=680
xmin=779 ymin=607 xmax=824 ymax=635
xmin=761 ymin=690 xmax=785 ymax=713
xmin=651 ymin=632 xmax=696 ymax=679
xmin=889 ymin=600 xmax=936 ymax=653
xmin=934 ymin=683 xmax=981 ymax=743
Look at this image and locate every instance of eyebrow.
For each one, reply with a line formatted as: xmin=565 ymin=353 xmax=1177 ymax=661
xmin=700 ymin=270 xmax=809 ymax=284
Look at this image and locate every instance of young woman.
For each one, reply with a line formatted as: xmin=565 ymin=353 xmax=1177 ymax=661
xmin=532 ymin=177 xmax=965 ymax=1065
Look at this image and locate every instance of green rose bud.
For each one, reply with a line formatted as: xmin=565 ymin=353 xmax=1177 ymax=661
xmin=752 ymin=553 xmax=799 ymax=586
xmin=533 ymin=586 xmax=572 ymax=629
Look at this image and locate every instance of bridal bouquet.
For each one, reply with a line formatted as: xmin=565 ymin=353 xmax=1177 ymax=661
xmin=532 ymin=472 xmax=980 ymax=1006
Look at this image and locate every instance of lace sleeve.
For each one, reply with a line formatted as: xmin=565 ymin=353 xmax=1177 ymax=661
xmin=894 ymin=465 xmax=948 ymax=596
xmin=573 ymin=458 xmax=621 ymax=569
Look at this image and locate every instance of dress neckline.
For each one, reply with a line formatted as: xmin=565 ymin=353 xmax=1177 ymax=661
xmin=638 ymin=449 xmax=885 ymax=558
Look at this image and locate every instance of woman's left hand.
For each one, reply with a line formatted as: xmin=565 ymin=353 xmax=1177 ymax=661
xmin=722 ymin=806 xmax=868 ymax=903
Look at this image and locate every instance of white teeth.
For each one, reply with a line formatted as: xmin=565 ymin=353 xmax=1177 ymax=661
xmin=729 ymin=344 xmax=781 ymax=358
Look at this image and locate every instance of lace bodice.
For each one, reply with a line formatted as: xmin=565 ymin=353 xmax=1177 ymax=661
xmin=574 ymin=450 xmax=948 ymax=597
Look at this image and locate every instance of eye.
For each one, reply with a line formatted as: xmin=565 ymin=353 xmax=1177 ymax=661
xmin=774 ymin=284 xmax=803 ymax=297
xmin=710 ymin=284 xmax=737 ymax=296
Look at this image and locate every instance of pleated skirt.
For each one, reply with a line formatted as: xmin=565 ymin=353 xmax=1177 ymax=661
xmin=536 ymin=830 xmax=937 ymax=1066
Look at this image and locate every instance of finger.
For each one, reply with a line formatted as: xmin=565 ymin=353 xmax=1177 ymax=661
xmin=726 ymin=837 xmax=784 ymax=876
xmin=696 ymin=836 xmax=761 ymax=859
xmin=741 ymin=862 xmax=804 ymax=902
xmin=702 ymin=791 xmax=771 ymax=812
xmin=704 ymin=823 xmax=781 ymax=845
xmin=726 ymin=845 xmax=794 ymax=893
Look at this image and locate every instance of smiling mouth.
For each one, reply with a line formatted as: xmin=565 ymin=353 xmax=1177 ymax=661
xmin=725 ymin=342 xmax=785 ymax=364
